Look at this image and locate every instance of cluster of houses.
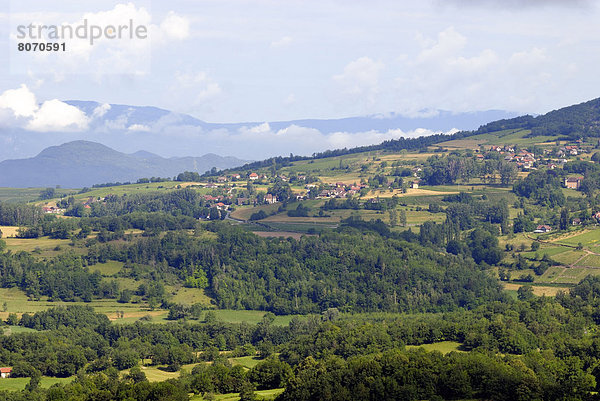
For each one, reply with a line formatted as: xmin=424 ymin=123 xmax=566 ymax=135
xmin=42 ymin=206 xmax=65 ymax=214
xmin=485 ymin=146 xmax=537 ymax=169
xmin=314 ymin=182 xmax=363 ymax=199
xmin=483 ymin=142 xmax=589 ymax=170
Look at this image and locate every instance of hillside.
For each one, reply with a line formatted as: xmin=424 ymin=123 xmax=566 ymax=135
xmin=474 ymin=97 xmax=600 ymax=139
xmin=0 ymin=140 xmax=248 ymax=188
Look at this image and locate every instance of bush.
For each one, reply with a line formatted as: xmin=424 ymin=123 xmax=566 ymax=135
xmin=250 ymin=210 xmax=268 ymax=220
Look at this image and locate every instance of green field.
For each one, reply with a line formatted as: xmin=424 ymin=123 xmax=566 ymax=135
xmin=0 ymin=377 xmax=74 ymax=392
xmin=0 ymin=187 xmax=77 ymax=203
xmin=0 ymin=287 xmax=304 ymax=326
xmin=2 ymin=236 xmax=75 ymax=256
xmin=212 ymin=310 xmax=302 ymax=326
xmin=554 ymin=229 xmax=600 ymax=248
xmin=405 ymin=341 xmax=465 ymax=354
xmin=2 ymin=325 xmax=37 ymax=335
xmin=190 ymin=388 xmax=285 ymax=401
xmin=91 ymin=261 xmax=124 ymax=276
xmin=228 ymin=355 xmax=264 ymax=370
xmin=551 ymin=250 xmax=587 ymax=266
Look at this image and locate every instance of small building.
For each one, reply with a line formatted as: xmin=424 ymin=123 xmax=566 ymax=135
xmin=215 ymin=202 xmax=229 ymax=211
xmin=564 ymin=177 xmax=583 ymax=189
xmin=534 ymin=225 xmax=552 ymax=233
xmin=265 ymin=194 xmax=278 ymax=204
xmin=237 ymin=197 xmax=249 ymax=206
xmin=572 ymin=218 xmax=582 ymax=225
xmin=249 ymin=173 xmax=259 ymax=180
xmin=0 ymin=367 xmax=12 ymax=378
xmin=411 ymin=181 xmax=420 ymax=189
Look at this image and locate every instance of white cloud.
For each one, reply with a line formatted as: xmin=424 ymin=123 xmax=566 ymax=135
xmin=128 ymin=123 xmax=150 ymax=132
xmin=27 ymin=99 xmax=89 ymax=132
xmin=92 ymin=103 xmax=111 ymax=118
xmin=0 ymin=84 xmax=38 ymax=117
xmin=169 ymin=71 xmax=222 ymax=112
xmin=9 ymin=4 xmax=190 ymax=77
xmin=159 ymin=11 xmax=190 ymax=40
xmin=392 ymin=27 xmax=559 ymax=114
xmin=271 ymin=36 xmax=292 ymax=48
xmin=417 ymin=27 xmax=467 ymax=63
xmin=0 ymin=85 xmax=89 ymax=132
xmin=333 ymin=57 xmax=384 ymax=103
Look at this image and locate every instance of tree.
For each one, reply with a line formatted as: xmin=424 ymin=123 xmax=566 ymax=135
xmin=517 ymin=285 xmax=534 ymax=301
xmin=268 ymin=180 xmax=293 ymax=203
xmin=39 ymin=187 xmax=56 ymax=200
xmin=399 ymin=210 xmax=407 ymax=227
xmin=389 ymin=209 xmax=398 ymax=227
xmin=6 ymin=313 xmax=18 ymax=325
xmin=239 ymin=381 xmax=257 ymax=401
xmin=499 ymin=162 xmax=518 ymax=186
xmin=118 ymin=289 xmax=132 ymax=303
xmin=560 ymin=208 xmax=570 ymax=231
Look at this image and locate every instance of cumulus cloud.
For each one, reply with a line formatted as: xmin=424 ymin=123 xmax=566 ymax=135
xmin=92 ymin=103 xmax=111 ymax=119
xmin=27 ymin=99 xmax=89 ymax=132
xmin=128 ymin=123 xmax=151 ymax=132
xmin=9 ymin=4 xmax=190 ymax=76
xmin=168 ymin=71 xmax=222 ymax=112
xmin=391 ymin=26 xmax=558 ymax=114
xmin=159 ymin=11 xmax=190 ymax=40
xmin=0 ymin=84 xmax=38 ymax=117
xmin=0 ymin=85 xmax=89 ymax=132
xmin=205 ymin=123 xmax=453 ymax=159
xmin=333 ymin=57 xmax=384 ymax=102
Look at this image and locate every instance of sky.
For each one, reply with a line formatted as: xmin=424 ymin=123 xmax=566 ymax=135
xmin=0 ymin=0 xmax=599 ymax=159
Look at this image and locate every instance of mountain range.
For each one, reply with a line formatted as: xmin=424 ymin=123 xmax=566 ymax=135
xmin=0 ymin=141 xmax=248 ymax=188
xmin=0 ymin=100 xmax=517 ymax=163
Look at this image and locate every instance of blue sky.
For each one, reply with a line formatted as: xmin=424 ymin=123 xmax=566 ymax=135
xmin=0 ymin=0 xmax=599 ymax=141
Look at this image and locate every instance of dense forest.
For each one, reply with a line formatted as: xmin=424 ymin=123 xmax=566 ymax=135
xmin=3 ymin=278 xmax=600 ymax=401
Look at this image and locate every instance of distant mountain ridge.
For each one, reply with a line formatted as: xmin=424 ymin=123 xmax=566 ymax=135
xmin=66 ymin=100 xmax=515 ymax=134
xmin=0 ymin=99 xmax=518 ymax=163
xmin=0 ymin=140 xmax=249 ymax=188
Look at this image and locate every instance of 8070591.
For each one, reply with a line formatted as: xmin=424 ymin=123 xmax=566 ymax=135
xmin=17 ymin=42 xmax=66 ymax=51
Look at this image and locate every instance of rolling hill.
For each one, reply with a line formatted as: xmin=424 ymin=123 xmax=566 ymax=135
xmin=0 ymin=140 xmax=248 ymax=188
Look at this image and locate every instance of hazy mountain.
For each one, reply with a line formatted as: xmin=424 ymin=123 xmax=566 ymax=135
xmin=0 ymin=100 xmax=517 ymax=162
xmin=0 ymin=140 xmax=249 ymax=188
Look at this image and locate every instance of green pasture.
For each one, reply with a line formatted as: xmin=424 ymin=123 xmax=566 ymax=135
xmin=190 ymin=388 xmax=284 ymax=401
xmin=554 ymin=229 xmax=600 ymax=248
xmin=405 ymin=341 xmax=465 ymax=354
xmin=0 ymin=187 xmax=77 ymax=203
xmin=0 ymin=377 xmax=74 ymax=392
